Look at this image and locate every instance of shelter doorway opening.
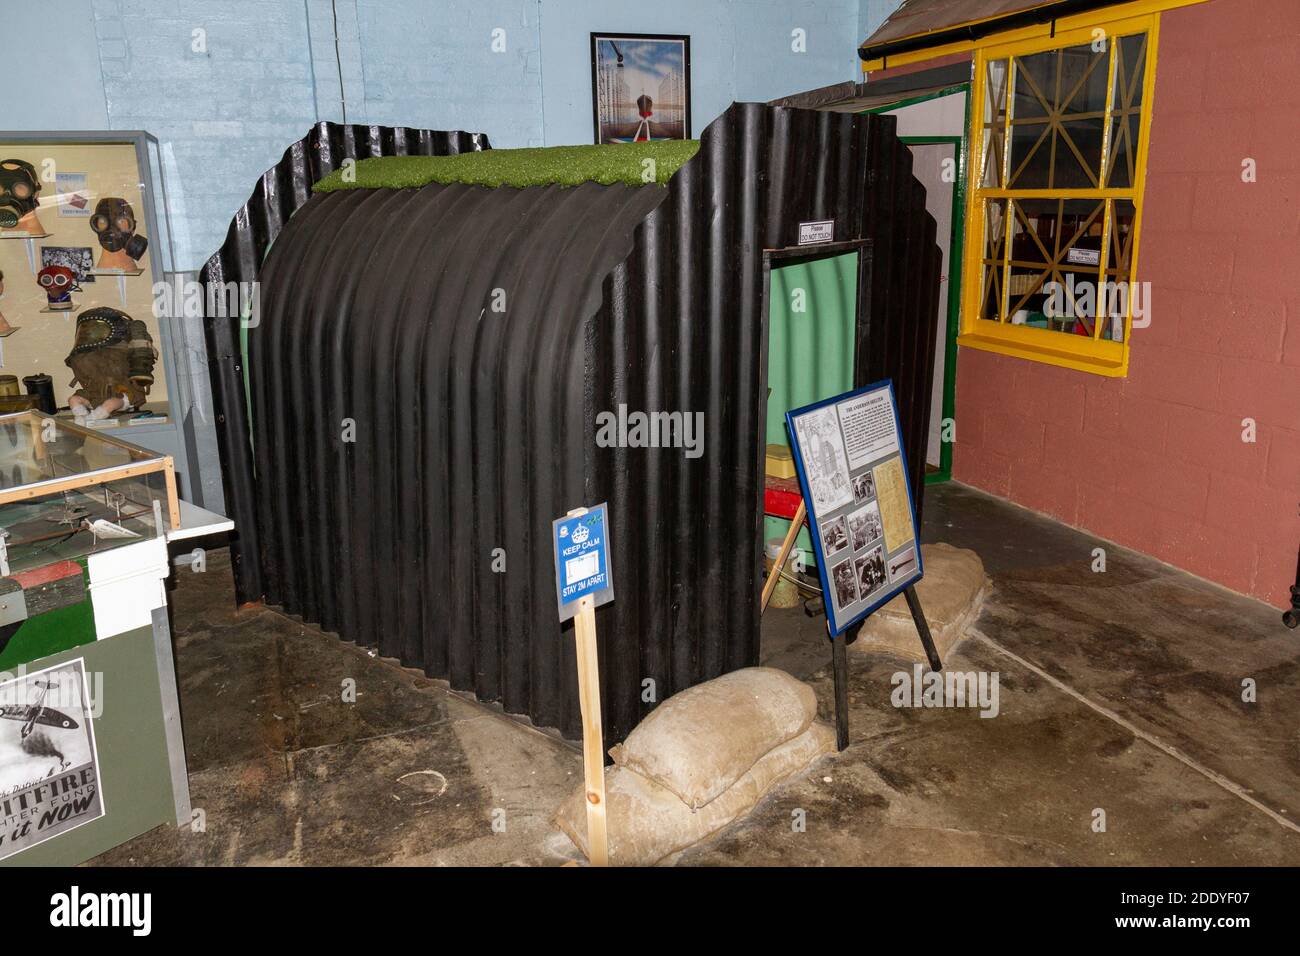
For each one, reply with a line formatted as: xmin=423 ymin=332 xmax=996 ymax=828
xmin=761 ymin=249 xmax=859 ymax=612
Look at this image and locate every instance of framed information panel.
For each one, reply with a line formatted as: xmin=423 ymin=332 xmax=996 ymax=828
xmin=786 ymin=380 xmax=923 ymax=635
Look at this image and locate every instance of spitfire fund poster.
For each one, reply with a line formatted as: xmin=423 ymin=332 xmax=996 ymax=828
xmin=0 ymin=659 xmax=103 ymax=860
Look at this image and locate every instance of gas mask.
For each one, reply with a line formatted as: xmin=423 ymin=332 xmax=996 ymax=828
xmin=67 ymin=307 xmax=157 ymax=408
xmin=37 ymin=265 xmax=80 ymax=310
xmin=90 ymin=197 xmax=148 ymax=260
xmin=0 ymin=159 xmax=40 ymax=230
xmin=71 ymin=306 xmax=131 ymax=353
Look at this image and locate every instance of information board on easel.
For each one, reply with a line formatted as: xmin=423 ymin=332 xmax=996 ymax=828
xmin=784 ymin=381 xmax=942 ymax=749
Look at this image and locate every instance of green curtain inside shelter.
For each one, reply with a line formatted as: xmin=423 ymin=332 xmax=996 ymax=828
xmin=764 ymin=252 xmax=857 ymax=563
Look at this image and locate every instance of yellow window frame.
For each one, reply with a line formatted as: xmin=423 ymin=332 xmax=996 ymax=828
xmin=957 ymin=9 xmax=1162 ymax=377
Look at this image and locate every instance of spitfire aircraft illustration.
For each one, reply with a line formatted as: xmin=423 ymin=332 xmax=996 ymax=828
xmin=0 ymin=679 xmax=79 ymax=738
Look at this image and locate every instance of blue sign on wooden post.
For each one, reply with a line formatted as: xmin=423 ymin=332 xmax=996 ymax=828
xmin=552 ymin=502 xmax=615 ymax=622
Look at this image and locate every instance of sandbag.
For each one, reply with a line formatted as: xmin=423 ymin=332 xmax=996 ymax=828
xmin=608 ymin=667 xmax=816 ymax=809
xmin=851 ymin=542 xmax=986 ymax=663
xmin=558 ymin=721 xmax=835 ymax=866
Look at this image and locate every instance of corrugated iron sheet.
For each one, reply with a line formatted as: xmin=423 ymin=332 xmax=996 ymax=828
xmin=200 ymin=122 xmax=491 ymax=606
xmin=249 ymin=181 xmax=666 ymax=739
xmin=205 ymin=104 xmax=941 ymax=744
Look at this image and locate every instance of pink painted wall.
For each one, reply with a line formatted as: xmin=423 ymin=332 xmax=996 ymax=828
xmin=953 ymin=0 xmax=1299 ymax=606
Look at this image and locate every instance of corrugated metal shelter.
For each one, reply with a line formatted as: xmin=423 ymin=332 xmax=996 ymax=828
xmin=203 ymin=103 xmax=941 ymax=745
xmin=201 ymin=121 xmax=491 ymax=602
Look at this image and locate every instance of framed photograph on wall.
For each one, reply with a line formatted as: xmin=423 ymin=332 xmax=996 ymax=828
xmin=590 ymin=33 xmax=691 ymax=144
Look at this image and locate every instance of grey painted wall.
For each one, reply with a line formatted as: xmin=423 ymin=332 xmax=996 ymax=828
xmin=7 ymin=0 xmax=110 ymax=129
xmin=8 ymin=0 xmax=900 ymax=271
xmin=6 ymin=0 xmax=906 ymax=514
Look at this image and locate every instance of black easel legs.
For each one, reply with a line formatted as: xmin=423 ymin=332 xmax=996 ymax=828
xmin=831 ymin=630 xmax=850 ymax=751
xmin=1285 ymin=541 xmax=1300 ymax=629
xmin=1287 ymin=593 xmax=1299 ymax=629
xmin=904 ymin=585 xmax=944 ymax=671
xmin=828 ymin=584 xmax=942 ymax=752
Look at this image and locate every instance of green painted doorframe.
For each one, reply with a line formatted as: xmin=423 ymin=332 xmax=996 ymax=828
xmin=861 ymin=84 xmax=971 ymax=484
xmin=902 ymin=133 xmax=966 ymax=485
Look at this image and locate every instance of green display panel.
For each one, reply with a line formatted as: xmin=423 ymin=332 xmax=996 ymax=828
xmin=0 ymin=623 xmax=183 ymax=866
xmin=0 ymin=564 xmax=97 ymax=673
xmin=765 ymin=252 xmax=857 ymax=559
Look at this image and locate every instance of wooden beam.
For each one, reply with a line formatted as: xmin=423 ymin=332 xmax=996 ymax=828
xmin=761 ymin=499 xmax=805 ymax=612
xmin=573 ymin=594 xmax=609 ymax=866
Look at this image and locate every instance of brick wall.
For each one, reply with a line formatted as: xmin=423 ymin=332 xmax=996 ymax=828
xmin=953 ymin=0 xmax=1300 ymax=606
xmin=536 ymin=0 xmax=861 ymax=151
xmin=92 ymin=0 xmax=320 ymax=268
xmin=354 ymin=0 xmax=545 ymax=148
xmin=70 ymin=0 xmax=862 ymax=271
xmin=305 ymin=0 xmax=364 ymax=122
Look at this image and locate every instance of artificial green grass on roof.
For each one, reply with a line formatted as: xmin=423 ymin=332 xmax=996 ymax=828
xmin=313 ymin=140 xmax=700 ymax=193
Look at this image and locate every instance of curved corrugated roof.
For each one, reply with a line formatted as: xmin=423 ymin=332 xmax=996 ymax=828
xmin=249 ymin=181 xmax=665 ymax=732
xmin=201 ymin=121 xmax=491 ymax=601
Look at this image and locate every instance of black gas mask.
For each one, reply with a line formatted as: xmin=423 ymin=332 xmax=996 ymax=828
xmin=0 ymin=159 xmax=40 ymax=229
xmin=91 ymin=197 xmax=148 ymax=260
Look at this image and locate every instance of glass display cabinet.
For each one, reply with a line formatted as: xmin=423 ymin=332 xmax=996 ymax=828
xmin=0 ymin=131 xmax=203 ymax=503
xmin=0 ymin=410 xmax=179 ymax=575
xmin=0 ymin=409 xmax=199 ymax=866
xmin=0 ymin=135 xmax=224 ymax=866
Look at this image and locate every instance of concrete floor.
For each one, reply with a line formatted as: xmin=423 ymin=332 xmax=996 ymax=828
xmin=95 ymin=482 xmax=1300 ymax=865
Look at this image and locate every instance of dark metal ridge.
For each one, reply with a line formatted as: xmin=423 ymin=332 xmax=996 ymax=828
xmin=770 ymin=64 xmax=971 ymax=112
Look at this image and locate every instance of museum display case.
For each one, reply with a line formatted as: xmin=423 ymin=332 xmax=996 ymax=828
xmin=0 ymin=133 xmax=233 ymax=867
xmin=0 ymin=409 xmax=179 ymax=576
xmin=0 ymin=131 xmax=198 ymax=498
xmin=0 ymin=409 xmax=206 ymax=865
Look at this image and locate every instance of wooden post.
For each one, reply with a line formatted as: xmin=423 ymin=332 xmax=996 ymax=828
xmin=572 ymin=593 xmax=609 ymax=866
xmin=761 ymin=499 xmax=806 ymax=612
xmin=162 ymin=456 xmax=182 ymax=529
xmin=558 ymin=504 xmax=612 ymax=866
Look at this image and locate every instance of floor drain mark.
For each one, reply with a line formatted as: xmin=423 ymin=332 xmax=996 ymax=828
xmin=396 ymin=769 xmax=449 ymax=806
